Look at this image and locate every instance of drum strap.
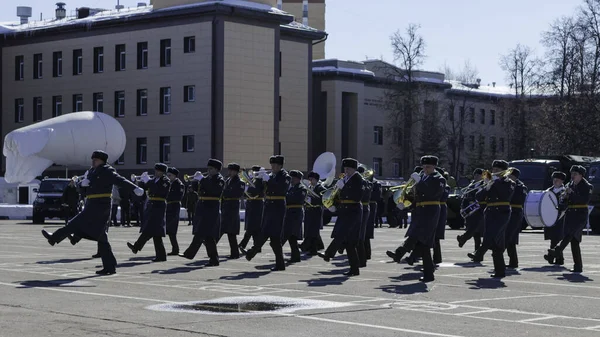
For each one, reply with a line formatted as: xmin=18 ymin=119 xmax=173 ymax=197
xmin=487 ymin=202 xmax=510 ymax=207
xmin=568 ymin=204 xmax=588 ymax=209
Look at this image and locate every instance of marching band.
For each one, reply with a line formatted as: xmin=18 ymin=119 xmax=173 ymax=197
xmin=39 ymin=149 xmax=593 ymax=281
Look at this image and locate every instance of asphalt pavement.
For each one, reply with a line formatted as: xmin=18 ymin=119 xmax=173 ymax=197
xmin=1 ymin=220 xmax=599 ymax=337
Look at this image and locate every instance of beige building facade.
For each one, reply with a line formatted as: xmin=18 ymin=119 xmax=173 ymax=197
xmin=279 ymin=0 xmax=326 ymax=60
xmin=311 ymin=59 xmax=512 ymax=179
xmin=0 ymin=1 xmax=325 ymax=177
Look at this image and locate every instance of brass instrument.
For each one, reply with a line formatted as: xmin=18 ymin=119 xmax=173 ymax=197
xmin=358 ymin=163 xmax=375 ymax=181
xmin=459 ymin=169 xmax=514 ymax=195
xmin=313 ymin=152 xmax=337 ymax=187
xmin=321 ymin=173 xmax=345 ymax=209
xmin=131 ymin=172 xmax=153 ymax=182
xmin=239 ymin=169 xmax=256 ymax=188
xmin=302 ymin=179 xmax=322 ymax=199
xmin=183 ymin=171 xmax=208 ymax=182
xmin=393 ymin=177 xmax=418 ymax=208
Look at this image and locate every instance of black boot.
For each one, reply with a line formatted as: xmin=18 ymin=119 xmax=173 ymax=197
xmin=491 ymin=250 xmax=506 ymax=278
xmin=41 ymin=229 xmax=56 ymax=246
xmin=457 ymin=234 xmax=466 ymax=248
xmin=386 ymin=246 xmax=407 ymax=263
xmin=127 ymin=242 xmax=139 ymax=254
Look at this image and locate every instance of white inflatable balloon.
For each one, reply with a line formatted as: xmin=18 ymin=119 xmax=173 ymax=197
xmin=3 ymin=111 xmax=126 ymax=184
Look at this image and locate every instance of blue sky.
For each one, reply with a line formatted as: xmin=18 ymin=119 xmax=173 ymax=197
xmin=0 ymin=0 xmax=583 ymax=86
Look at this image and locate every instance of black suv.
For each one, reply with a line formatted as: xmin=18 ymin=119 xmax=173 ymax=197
xmin=32 ymin=178 xmax=71 ymax=224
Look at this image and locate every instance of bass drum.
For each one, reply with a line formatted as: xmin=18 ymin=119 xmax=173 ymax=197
xmin=524 ymin=190 xmax=558 ymax=228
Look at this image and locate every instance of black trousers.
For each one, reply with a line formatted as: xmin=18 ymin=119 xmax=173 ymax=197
xmin=433 ymin=238 xmax=442 ymax=264
xmin=506 ymin=243 xmax=518 ymax=267
xmin=120 ymin=201 xmax=130 ymax=226
xmin=251 ymin=235 xmax=285 ymax=269
xmin=459 ymin=223 xmax=482 ymax=251
xmin=168 ymin=234 xmax=179 ymax=254
xmin=133 ymin=233 xmax=166 ymax=260
xmin=555 ymin=238 xmax=582 ymax=269
xmin=219 ymin=233 xmax=240 ymax=258
xmin=324 ymin=238 xmax=360 ymax=273
xmin=395 ymin=237 xmax=434 ymax=278
xmin=187 ymin=208 xmax=195 ymax=223
xmin=240 ymin=231 xmax=261 ymax=250
xmin=282 ymin=236 xmax=301 ymax=261
xmin=184 ymin=235 xmax=219 ymax=264
xmin=357 ymin=240 xmax=367 ymax=267
xmin=111 ymin=205 xmax=119 ymax=226
xmin=492 ymin=248 xmax=506 ymax=276
xmin=365 ymin=239 xmax=372 ymax=260
xmin=52 ymin=226 xmax=117 ymax=272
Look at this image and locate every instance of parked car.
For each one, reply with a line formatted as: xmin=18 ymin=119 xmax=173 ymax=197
xmin=32 ymin=178 xmax=71 ymax=224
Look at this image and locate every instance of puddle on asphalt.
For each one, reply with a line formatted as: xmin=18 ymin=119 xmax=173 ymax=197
xmin=147 ymin=295 xmax=352 ymax=315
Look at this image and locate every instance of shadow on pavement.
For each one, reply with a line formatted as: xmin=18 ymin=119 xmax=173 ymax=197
xmin=36 ymin=258 xmax=93 ymax=264
xmin=219 ymin=271 xmax=270 ymax=280
xmin=377 ymin=282 xmax=429 ymax=295
xmin=18 ymin=276 xmax=97 ymax=288
xmin=520 ymin=266 xmax=567 ymax=273
xmin=465 ymin=278 xmax=507 ymax=289
xmin=151 ymin=265 xmax=205 ymax=274
xmin=298 ymin=276 xmax=349 ymax=286
xmin=555 ymin=273 xmax=593 ymax=283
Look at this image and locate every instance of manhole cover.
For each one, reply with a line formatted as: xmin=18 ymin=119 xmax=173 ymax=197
xmin=147 ymin=296 xmax=352 ymax=315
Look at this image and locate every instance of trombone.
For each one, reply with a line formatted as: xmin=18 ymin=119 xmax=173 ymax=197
xmin=301 ymin=179 xmax=322 ymax=199
xmin=460 ymin=168 xmax=513 ymax=195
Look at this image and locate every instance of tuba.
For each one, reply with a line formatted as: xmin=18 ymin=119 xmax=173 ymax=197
xmin=313 ymin=152 xmax=337 ymax=187
xmin=239 ymin=169 xmax=255 ymax=188
xmin=358 ymin=163 xmax=375 ymax=180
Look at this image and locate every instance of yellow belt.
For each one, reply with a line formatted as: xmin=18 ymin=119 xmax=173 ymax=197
xmin=86 ymin=193 xmax=112 ymax=199
xmin=246 ymin=196 xmax=263 ymax=200
xmin=200 ymin=197 xmax=220 ymax=201
xmin=361 ymin=202 xmax=370 ymax=206
xmin=222 ymin=198 xmax=240 ymax=201
xmin=416 ymin=201 xmax=440 ymax=207
xmin=265 ymin=196 xmax=285 ymax=200
xmin=167 ymin=201 xmax=181 ymax=204
xmin=286 ymin=205 xmax=303 ymax=209
xmin=480 ymin=202 xmax=487 ymax=205
xmin=568 ymin=204 xmax=588 ymax=209
xmin=510 ymin=204 xmax=523 ymax=209
xmin=487 ymin=202 xmax=510 ymax=207
xmin=339 ymin=200 xmax=360 ymax=204
xmin=439 ymin=202 xmax=447 ymax=205
xmin=149 ymin=197 xmax=166 ymax=202
xmin=305 ymin=205 xmax=321 ymax=208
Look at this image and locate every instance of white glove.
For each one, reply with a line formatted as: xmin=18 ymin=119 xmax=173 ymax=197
xmin=335 ymin=179 xmax=345 ymax=190
xmin=261 ymin=172 xmax=270 ymax=181
xmin=244 ymin=185 xmax=249 ymax=192
xmin=410 ymin=172 xmax=421 ymax=183
xmin=328 ymin=206 xmax=337 ymax=213
xmin=306 ymin=197 xmax=312 ymax=204
xmin=141 ymin=173 xmax=151 ymax=183
xmin=80 ymin=179 xmax=90 ymax=187
xmin=83 ymin=170 xmax=89 ymax=179
xmin=134 ymin=187 xmax=144 ymax=197
xmin=193 ymin=171 xmax=204 ymax=181
xmin=485 ymin=181 xmax=493 ymax=191
xmin=397 ymin=203 xmax=405 ymax=210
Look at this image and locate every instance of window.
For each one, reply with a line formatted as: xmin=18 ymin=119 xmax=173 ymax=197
xmin=479 ymin=135 xmax=485 ymax=150
xmin=500 ymin=138 xmax=505 ymax=152
xmin=136 ymin=138 xmax=147 ymax=164
xmin=33 ymin=97 xmax=43 ymax=121
xmin=469 ymin=135 xmax=475 ymax=150
xmin=373 ymin=157 xmax=383 ymax=176
xmin=184 ymin=85 xmax=195 ymax=102
xmin=115 ymin=91 xmax=125 ymax=117
xmin=115 ymin=153 xmax=124 ymax=165
xmin=52 ymin=96 xmax=62 ymax=117
xmin=393 ymin=162 xmax=400 ymax=177
xmin=480 ymin=109 xmax=485 ymax=124
xmin=490 ymin=136 xmax=497 ymax=153
xmin=93 ymin=47 xmax=104 ymax=73
xmin=52 ymin=51 xmax=62 ymax=77
xmin=373 ymin=126 xmax=383 ymax=145
xmin=14 ymin=98 xmax=24 ymax=123
xmin=278 ymin=141 xmax=282 ymax=155
xmin=160 ymin=87 xmax=171 ymax=114
xmin=73 ymin=94 xmax=83 ymax=112
xmin=33 ymin=53 xmax=43 ymax=79
xmin=469 ymin=107 xmax=475 ymax=123
xmin=137 ymin=42 xmax=148 ymax=69
xmin=159 ymin=136 xmax=171 ymax=163
xmin=183 ymin=135 xmax=195 ymax=152
xmin=392 ymin=127 xmax=402 ymax=146
xmin=184 ymin=36 xmax=195 ymax=53
xmin=490 ymin=110 xmax=496 ymax=125
xmin=500 ymin=111 xmax=505 ymax=127
xmin=459 ymin=106 xmax=465 ymax=121
xmin=160 ymin=39 xmax=171 ymax=67
xmin=15 ymin=55 xmax=24 ymax=80
xmin=93 ymin=92 xmax=104 ymax=112
xmin=137 ymin=89 xmax=148 ymax=116
xmin=115 ymin=44 xmax=126 ymax=71
xmin=73 ymin=49 xmax=82 ymax=75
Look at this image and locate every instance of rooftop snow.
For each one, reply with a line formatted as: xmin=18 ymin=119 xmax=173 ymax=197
xmin=445 ymin=80 xmax=549 ymax=97
xmin=312 ymin=66 xmax=375 ymax=77
xmin=0 ymin=0 xmax=295 ymax=34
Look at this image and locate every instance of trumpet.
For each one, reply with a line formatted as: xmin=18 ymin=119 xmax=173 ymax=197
xmin=183 ymin=172 xmax=208 ymax=182
xmin=131 ymin=172 xmax=153 ymax=182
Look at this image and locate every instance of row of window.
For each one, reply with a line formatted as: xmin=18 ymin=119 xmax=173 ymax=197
xmin=117 ymin=136 xmax=196 ymax=166
xmin=14 ymin=36 xmax=196 ymax=81
xmin=449 ymin=135 xmax=506 ymax=153
xmin=13 ymin=86 xmax=196 ymax=122
xmin=449 ymin=107 xmax=505 ymax=126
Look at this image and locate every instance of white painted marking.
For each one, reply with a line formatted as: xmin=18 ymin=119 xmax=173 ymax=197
xmin=450 ymin=294 xmax=556 ymax=304
xmin=519 ymin=316 xmax=558 ymax=322
xmin=455 ymin=309 xmax=498 ymax=316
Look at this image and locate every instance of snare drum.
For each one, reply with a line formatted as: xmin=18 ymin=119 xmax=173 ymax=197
xmin=524 ymin=190 xmax=559 ymax=228
xmin=460 ymin=201 xmax=480 ymax=218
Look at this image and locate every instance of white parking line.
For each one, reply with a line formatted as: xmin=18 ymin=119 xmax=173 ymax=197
xmin=450 ymin=294 xmax=556 ymax=304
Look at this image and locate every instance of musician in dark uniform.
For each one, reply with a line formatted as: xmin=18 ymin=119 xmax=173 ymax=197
xmin=165 ymin=167 xmax=184 ymax=255
xmin=544 ymin=165 xmax=592 ymax=273
xmin=185 ymin=186 xmax=199 ymax=226
xmin=386 ymin=156 xmax=444 ymax=282
xmin=469 ymin=160 xmax=515 ymax=278
xmin=179 ymin=159 xmax=225 ymax=267
xmin=457 ymin=168 xmax=485 ymax=251
xmin=318 ymin=158 xmax=364 ymax=276
xmin=239 ymin=166 xmax=265 ymax=251
xmin=219 ymin=163 xmax=245 ymax=259
xmin=61 ymin=178 xmax=80 ymax=225
xmin=366 ymin=176 xmax=381 ymax=260
xmin=302 ymin=171 xmax=325 ymax=255
xmin=283 ymin=170 xmax=307 ymax=263
xmin=543 ymin=171 xmax=566 ymax=265
xmin=357 ymin=166 xmax=372 ymax=267
xmin=127 ymin=163 xmax=171 ymax=262
xmin=434 ymin=168 xmax=451 ymax=264
xmin=42 ymin=150 xmax=143 ymax=275
xmin=506 ymin=168 xmax=527 ymax=268
xmin=242 ymin=155 xmax=290 ymax=271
